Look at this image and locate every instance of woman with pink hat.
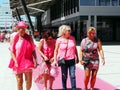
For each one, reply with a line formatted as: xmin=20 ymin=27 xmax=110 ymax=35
xmin=9 ymin=21 xmax=38 ymax=90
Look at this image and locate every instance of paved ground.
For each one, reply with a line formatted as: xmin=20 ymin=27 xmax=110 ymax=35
xmin=0 ymin=41 xmax=120 ymax=90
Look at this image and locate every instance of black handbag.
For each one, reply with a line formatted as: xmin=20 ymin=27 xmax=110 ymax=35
xmin=58 ymin=40 xmax=68 ymax=66
xmin=58 ymin=58 xmax=65 ymax=66
xmin=83 ymin=57 xmax=90 ymax=65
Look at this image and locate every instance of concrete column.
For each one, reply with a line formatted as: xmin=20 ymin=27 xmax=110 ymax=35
xmin=35 ymin=15 xmax=43 ymax=33
xmin=94 ymin=15 xmax=97 ymax=36
xmin=87 ymin=15 xmax=91 ymax=30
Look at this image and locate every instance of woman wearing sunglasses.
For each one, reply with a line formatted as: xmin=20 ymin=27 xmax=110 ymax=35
xmin=79 ymin=27 xmax=105 ymax=90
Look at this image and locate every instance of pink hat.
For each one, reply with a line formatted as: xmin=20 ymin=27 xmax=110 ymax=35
xmin=16 ymin=21 xmax=28 ymax=29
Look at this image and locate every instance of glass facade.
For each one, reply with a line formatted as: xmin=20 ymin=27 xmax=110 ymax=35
xmin=0 ymin=3 xmax=12 ymax=31
xmin=80 ymin=0 xmax=95 ymax=6
xmin=80 ymin=0 xmax=120 ymax=6
xmin=51 ymin=0 xmax=79 ymax=20
xmin=50 ymin=0 xmax=120 ymax=41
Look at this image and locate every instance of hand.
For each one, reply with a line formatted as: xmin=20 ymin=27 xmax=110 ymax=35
xmin=15 ymin=61 xmax=18 ymax=67
xmin=53 ymin=60 xmax=57 ymax=66
xmin=80 ymin=60 xmax=85 ymax=65
xmin=102 ymin=59 xmax=105 ymax=65
xmin=50 ymin=57 xmax=54 ymax=63
xmin=34 ymin=61 xmax=38 ymax=68
xmin=44 ymin=56 xmax=49 ymax=62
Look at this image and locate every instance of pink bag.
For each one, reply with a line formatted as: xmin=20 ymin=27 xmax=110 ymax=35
xmin=50 ymin=64 xmax=59 ymax=77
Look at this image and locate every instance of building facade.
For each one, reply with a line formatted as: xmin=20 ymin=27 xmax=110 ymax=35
xmin=42 ymin=0 xmax=120 ymax=42
xmin=0 ymin=3 xmax=13 ymax=32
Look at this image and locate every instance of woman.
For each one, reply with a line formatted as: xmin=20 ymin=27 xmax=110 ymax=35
xmin=79 ymin=27 xmax=105 ymax=90
xmin=54 ymin=25 xmax=78 ymax=90
xmin=37 ymin=30 xmax=56 ymax=90
xmin=9 ymin=21 xmax=37 ymax=90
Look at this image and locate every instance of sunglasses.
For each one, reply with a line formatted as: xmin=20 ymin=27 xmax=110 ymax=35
xmin=89 ymin=32 xmax=96 ymax=35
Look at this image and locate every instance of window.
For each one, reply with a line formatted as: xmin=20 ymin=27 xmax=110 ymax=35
xmin=112 ymin=0 xmax=118 ymax=6
xmin=80 ymin=0 xmax=95 ymax=6
xmin=96 ymin=0 xmax=110 ymax=6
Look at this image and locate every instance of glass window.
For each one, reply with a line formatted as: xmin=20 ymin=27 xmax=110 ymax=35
xmin=96 ymin=0 xmax=110 ymax=6
xmin=80 ymin=0 xmax=95 ymax=6
xmin=112 ymin=0 xmax=118 ymax=6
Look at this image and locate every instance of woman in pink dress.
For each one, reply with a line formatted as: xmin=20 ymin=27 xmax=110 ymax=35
xmin=37 ymin=30 xmax=56 ymax=90
xmin=9 ymin=21 xmax=37 ymax=90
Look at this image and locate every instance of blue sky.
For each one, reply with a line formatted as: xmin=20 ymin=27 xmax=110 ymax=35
xmin=0 ymin=0 xmax=8 ymax=5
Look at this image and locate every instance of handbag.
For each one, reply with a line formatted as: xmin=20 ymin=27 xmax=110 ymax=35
xmin=58 ymin=40 xmax=68 ymax=66
xmin=83 ymin=57 xmax=90 ymax=65
xmin=58 ymin=58 xmax=65 ymax=66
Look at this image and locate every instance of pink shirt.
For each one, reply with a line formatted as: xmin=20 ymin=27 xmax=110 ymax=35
xmin=41 ymin=39 xmax=55 ymax=59
xmin=57 ymin=36 xmax=76 ymax=60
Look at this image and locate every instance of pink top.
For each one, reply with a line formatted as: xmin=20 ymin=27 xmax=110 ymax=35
xmin=41 ymin=39 xmax=55 ymax=59
xmin=57 ymin=36 xmax=76 ymax=60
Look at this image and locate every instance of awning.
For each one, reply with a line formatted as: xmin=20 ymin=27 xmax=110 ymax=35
xmin=9 ymin=0 xmax=56 ymax=17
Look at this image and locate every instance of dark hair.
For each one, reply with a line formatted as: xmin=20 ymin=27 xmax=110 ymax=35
xmin=42 ymin=30 xmax=53 ymax=40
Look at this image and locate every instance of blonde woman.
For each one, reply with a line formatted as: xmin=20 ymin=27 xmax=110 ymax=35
xmin=54 ymin=25 xmax=78 ymax=90
xmin=9 ymin=21 xmax=37 ymax=90
xmin=79 ymin=27 xmax=105 ymax=90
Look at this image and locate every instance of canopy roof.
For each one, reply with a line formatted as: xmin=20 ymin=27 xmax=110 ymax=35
xmin=9 ymin=0 xmax=56 ymax=17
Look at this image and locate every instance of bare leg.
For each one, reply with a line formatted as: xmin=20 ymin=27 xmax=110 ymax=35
xmin=84 ymin=69 xmax=90 ymax=90
xmin=49 ymin=76 xmax=54 ymax=90
xmin=90 ymin=69 xmax=98 ymax=90
xmin=25 ymin=72 xmax=32 ymax=90
xmin=43 ymin=74 xmax=49 ymax=90
xmin=16 ymin=73 xmax=23 ymax=90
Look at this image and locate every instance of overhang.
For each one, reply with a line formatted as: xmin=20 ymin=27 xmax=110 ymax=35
xmin=9 ymin=0 xmax=56 ymax=17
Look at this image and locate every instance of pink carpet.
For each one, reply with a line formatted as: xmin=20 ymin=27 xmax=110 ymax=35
xmin=33 ymin=47 xmax=117 ymax=90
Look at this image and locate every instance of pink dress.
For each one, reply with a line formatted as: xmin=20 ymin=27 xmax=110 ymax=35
xmin=57 ymin=36 xmax=76 ymax=61
xmin=34 ymin=39 xmax=58 ymax=84
xmin=8 ymin=34 xmax=35 ymax=74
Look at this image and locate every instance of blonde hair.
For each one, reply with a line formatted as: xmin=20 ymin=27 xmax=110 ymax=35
xmin=87 ymin=27 xmax=96 ymax=35
xmin=58 ymin=25 xmax=71 ymax=37
xmin=87 ymin=27 xmax=96 ymax=33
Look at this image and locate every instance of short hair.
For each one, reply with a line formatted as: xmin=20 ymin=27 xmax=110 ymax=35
xmin=57 ymin=25 xmax=71 ymax=37
xmin=87 ymin=27 xmax=96 ymax=33
xmin=87 ymin=27 xmax=96 ymax=36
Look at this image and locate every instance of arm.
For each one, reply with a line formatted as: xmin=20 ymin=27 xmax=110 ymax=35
xmin=10 ymin=51 xmax=18 ymax=67
xmin=32 ymin=50 xmax=38 ymax=68
xmin=53 ymin=40 xmax=59 ymax=64
xmin=79 ymin=39 xmax=85 ymax=65
xmin=38 ymin=39 xmax=48 ymax=61
xmin=79 ymin=47 xmax=84 ymax=65
xmin=98 ymin=39 xmax=105 ymax=65
xmin=73 ymin=37 xmax=79 ymax=63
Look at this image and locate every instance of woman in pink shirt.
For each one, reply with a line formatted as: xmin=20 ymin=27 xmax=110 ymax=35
xmin=38 ymin=30 xmax=56 ymax=90
xmin=9 ymin=21 xmax=37 ymax=90
xmin=54 ymin=25 xmax=78 ymax=90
